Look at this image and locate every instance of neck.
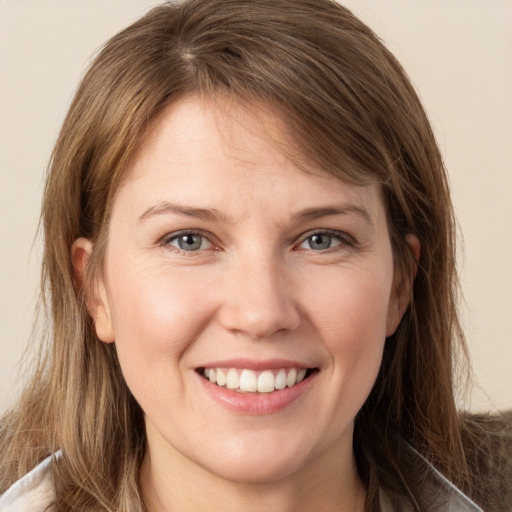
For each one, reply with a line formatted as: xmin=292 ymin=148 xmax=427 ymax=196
xmin=140 ymin=432 xmax=366 ymax=512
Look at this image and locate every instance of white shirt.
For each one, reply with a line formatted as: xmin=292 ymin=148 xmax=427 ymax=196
xmin=0 ymin=454 xmax=57 ymax=512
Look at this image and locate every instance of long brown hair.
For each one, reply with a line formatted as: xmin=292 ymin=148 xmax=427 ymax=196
xmin=0 ymin=1 xmax=472 ymax=509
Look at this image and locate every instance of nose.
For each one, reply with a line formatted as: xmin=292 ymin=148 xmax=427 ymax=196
xmin=218 ymin=254 xmax=301 ymax=339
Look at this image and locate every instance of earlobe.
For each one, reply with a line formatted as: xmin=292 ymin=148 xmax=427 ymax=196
xmin=71 ymin=238 xmax=115 ymax=343
xmin=386 ymin=234 xmax=421 ymax=337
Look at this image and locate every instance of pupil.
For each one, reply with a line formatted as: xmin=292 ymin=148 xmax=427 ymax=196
xmin=310 ymin=234 xmax=330 ymax=250
xmin=179 ymin=234 xmax=202 ymax=251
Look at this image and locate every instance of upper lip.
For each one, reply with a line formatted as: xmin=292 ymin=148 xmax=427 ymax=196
xmin=197 ymin=358 xmax=316 ymax=371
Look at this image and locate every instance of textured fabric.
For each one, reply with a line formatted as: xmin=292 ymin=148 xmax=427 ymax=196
xmin=376 ymin=441 xmax=484 ymax=512
xmin=379 ymin=487 xmax=396 ymax=512
xmin=460 ymin=411 xmax=512 ymax=511
xmin=402 ymin=442 xmax=483 ymax=512
xmin=0 ymin=454 xmax=57 ymax=512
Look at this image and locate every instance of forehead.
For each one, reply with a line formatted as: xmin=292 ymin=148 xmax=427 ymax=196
xmin=117 ymin=95 xmax=386 ymax=224
xmin=129 ymin=96 xmax=303 ymax=177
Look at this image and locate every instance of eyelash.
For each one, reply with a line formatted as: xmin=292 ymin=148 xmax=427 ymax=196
xmin=159 ymin=229 xmax=354 ymax=254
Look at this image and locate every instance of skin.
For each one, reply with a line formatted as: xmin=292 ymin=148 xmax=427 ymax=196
xmin=73 ymin=96 xmax=418 ymax=512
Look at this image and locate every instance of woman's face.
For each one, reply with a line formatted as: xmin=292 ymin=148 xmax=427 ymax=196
xmin=84 ymin=96 xmax=411 ymax=484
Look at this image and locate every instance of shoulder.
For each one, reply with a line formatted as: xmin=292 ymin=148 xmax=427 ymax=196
xmin=0 ymin=453 xmax=58 ymax=512
xmin=461 ymin=410 xmax=512 ymax=511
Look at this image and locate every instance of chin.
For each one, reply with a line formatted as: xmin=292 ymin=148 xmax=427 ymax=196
xmin=205 ymin=455 xmax=305 ymax=485
xmin=195 ymin=434 xmax=315 ymax=485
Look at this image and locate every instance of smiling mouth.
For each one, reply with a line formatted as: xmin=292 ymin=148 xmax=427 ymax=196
xmin=198 ymin=367 xmax=318 ymax=393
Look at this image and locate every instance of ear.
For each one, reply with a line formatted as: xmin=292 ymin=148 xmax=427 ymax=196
xmin=71 ymin=238 xmax=115 ymax=343
xmin=386 ymin=234 xmax=421 ymax=337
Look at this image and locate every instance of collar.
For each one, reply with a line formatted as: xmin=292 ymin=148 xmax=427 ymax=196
xmin=382 ymin=441 xmax=483 ymax=511
xmin=0 ymin=452 xmax=59 ymax=512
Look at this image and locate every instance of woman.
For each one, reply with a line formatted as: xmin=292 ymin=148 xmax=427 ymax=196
xmin=0 ymin=0 xmax=510 ymax=510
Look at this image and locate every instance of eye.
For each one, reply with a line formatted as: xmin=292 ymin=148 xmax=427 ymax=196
xmin=298 ymin=232 xmax=347 ymax=251
xmin=165 ymin=232 xmax=213 ymax=252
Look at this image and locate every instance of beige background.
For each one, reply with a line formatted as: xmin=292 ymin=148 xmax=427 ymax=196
xmin=1 ymin=1 xmax=511 ymax=414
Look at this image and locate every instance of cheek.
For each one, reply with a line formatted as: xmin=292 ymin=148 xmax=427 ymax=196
xmin=303 ymin=264 xmax=393 ymax=398
xmin=107 ymin=263 xmax=214 ymax=366
xmin=289 ymin=265 xmax=393 ymax=449
xmin=306 ymin=266 xmax=392 ymax=343
xmin=105 ymin=266 xmax=218 ymax=421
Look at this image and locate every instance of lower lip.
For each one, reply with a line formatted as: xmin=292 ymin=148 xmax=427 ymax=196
xmin=198 ymin=371 xmax=317 ymax=415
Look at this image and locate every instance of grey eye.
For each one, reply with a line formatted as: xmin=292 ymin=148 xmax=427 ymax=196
xmin=308 ymin=234 xmax=332 ymax=250
xmin=300 ymin=233 xmax=342 ymax=251
xmin=169 ymin=233 xmax=211 ymax=251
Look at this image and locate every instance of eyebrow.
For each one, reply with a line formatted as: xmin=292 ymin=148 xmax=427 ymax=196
xmin=138 ymin=201 xmax=372 ymax=225
xmin=291 ymin=205 xmax=373 ymax=225
xmin=138 ymin=201 xmax=227 ymax=223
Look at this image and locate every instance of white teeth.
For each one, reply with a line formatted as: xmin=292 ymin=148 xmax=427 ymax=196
xmin=296 ymin=368 xmax=307 ymax=383
xmin=275 ymin=369 xmax=287 ymax=390
xmin=286 ymin=369 xmax=297 ymax=387
xmin=257 ymin=370 xmax=275 ymax=393
xmin=216 ymin=368 xmax=227 ymax=387
xmin=202 ymin=367 xmax=311 ymax=393
xmin=239 ymin=369 xmax=258 ymax=392
xmin=226 ymin=368 xmax=240 ymax=390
